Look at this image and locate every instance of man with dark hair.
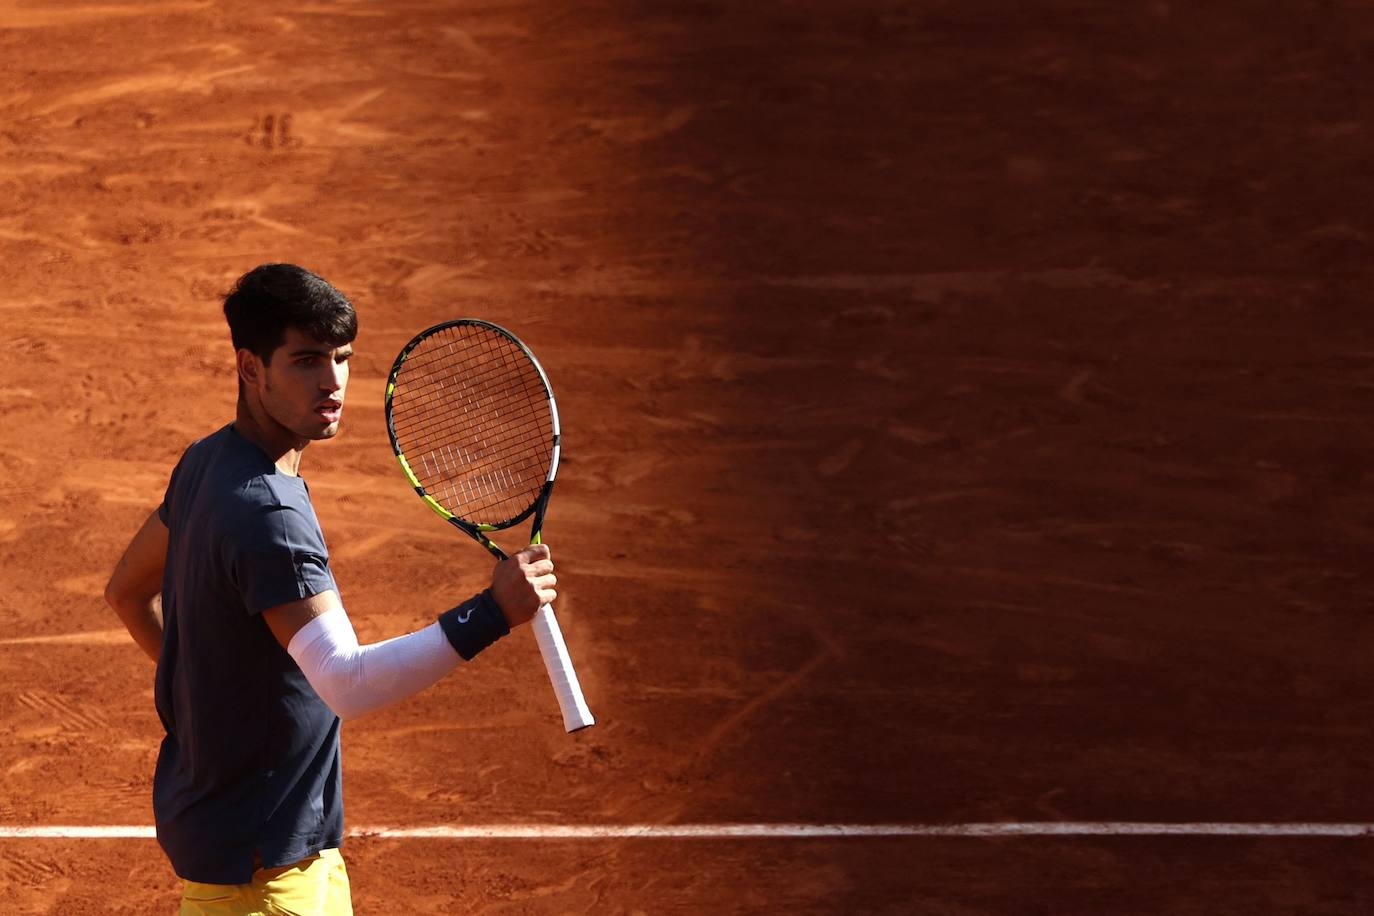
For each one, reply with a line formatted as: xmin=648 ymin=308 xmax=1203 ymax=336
xmin=104 ymin=263 xmax=555 ymax=914
xmin=222 ymin=262 xmax=359 ymax=363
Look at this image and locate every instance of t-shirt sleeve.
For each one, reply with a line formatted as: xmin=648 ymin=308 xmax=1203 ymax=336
xmin=223 ymin=499 xmax=337 ymax=616
xmin=158 ymin=458 xmax=183 ymax=526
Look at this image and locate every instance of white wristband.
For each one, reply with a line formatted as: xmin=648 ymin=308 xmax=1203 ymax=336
xmin=286 ymin=607 xmax=462 ymax=720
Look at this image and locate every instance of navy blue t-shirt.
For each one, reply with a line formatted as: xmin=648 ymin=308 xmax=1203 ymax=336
xmin=154 ymin=423 xmax=343 ymax=884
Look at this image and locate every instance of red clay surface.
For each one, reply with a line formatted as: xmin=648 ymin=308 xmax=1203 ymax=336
xmin=2 ymin=0 xmax=1373 ymax=912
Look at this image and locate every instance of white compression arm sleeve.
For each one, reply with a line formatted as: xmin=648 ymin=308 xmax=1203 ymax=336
xmin=286 ymin=607 xmax=463 ymax=721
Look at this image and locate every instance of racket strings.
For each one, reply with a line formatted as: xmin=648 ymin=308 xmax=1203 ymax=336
xmin=392 ymin=330 xmax=546 ymax=436
xmin=392 ymin=363 xmax=547 ymax=446
xmin=389 ymin=324 xmax=554 ymax=526
xmin=393 ymin=388 xmax=548 ymax=460
xmin=391 ymin=337 xmax=549 ymax=451
xmin=396 ymin=406 xmax=547 ymax=519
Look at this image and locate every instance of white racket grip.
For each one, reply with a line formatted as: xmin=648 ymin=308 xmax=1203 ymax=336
xmin=532 ymin=604 xmax=594 ymax=732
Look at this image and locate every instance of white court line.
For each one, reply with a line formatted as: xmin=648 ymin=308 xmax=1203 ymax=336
xmin=0 ymin=629 xmax=132 ymax=646
xmin=0 ymin=824 xmax=1371 ymax=840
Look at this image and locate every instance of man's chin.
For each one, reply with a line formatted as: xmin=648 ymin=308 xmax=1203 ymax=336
xmin=309 ymin=421 xmax=342 ymax=441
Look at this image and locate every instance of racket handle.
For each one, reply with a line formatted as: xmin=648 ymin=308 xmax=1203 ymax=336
xmin=532 ymin=604 xmax=595 ymax=732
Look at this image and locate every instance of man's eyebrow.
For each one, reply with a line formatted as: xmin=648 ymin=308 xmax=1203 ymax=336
xmin=288 ymin=345 xmax=353 ymax=357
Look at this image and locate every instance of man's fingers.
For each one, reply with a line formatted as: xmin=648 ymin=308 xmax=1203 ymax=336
xmin=491 ymin=546 xmax=558 ymax=618
xmin=524 ymin=558 xmax=555 ymax=577
xmin=517 ymin=544 xmax=551 ymax=563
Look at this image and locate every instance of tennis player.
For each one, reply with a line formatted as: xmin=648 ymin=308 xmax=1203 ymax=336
xmin=103 ymin=263 xmax=556 ymax=914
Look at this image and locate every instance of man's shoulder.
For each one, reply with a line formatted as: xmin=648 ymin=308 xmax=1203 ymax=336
xmin=211 ymin=477 xmax=319 ymax=559
xmin=238 ymin=473 xmax=312 ymax=512
xmin=177 ymin=426 xmax=307 ymax=517
xmin=175 ymin=424 xmax=241 ymax=478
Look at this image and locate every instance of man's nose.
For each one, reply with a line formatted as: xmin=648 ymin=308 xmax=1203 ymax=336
xmin=321 ymin=363 xmax=346 ymax=391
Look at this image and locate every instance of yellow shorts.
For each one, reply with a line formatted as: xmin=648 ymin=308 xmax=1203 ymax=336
xmin=180 ymin=847 xmax=352 ymax=916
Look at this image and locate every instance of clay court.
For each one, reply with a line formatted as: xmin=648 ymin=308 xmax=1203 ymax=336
xmin=1 ymin=0 xmax=1372 ymax=912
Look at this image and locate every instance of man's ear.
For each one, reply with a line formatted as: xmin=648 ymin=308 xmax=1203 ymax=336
xmin=236 ymin=349 xmax=261 ymax=387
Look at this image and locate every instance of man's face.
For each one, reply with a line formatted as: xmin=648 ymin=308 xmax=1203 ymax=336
xmin=253 ymin=326 xmax=353 ymax=442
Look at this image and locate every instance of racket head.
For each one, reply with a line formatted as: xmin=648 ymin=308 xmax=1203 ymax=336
xmin=384 ymin=319 xmax=561 ymax=534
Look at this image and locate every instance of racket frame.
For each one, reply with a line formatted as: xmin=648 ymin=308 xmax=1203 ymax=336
xmin=384 ymin=318 xmax=562 ymax=558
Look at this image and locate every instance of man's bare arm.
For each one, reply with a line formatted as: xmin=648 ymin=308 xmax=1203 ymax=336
xmin=104 ymin=509 xmax=168 ymax=663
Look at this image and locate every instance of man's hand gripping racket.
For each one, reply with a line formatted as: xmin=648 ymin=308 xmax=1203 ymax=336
xmin=385 ymin=319 xmax=594 ymax=732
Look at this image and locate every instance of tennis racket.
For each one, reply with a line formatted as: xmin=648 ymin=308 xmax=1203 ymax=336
xmin=384 ymin=318 xmax=594 ymax=732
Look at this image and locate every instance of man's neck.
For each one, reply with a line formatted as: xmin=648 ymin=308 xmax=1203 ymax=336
xmin=234 ymin=400 xmax=306 ymax=476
